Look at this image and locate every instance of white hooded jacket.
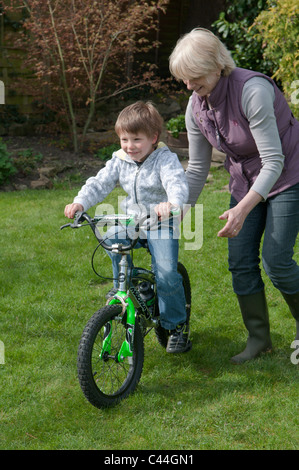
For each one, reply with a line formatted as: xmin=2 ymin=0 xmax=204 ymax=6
xmin=73 ymin=143 xmax=189 ymax=215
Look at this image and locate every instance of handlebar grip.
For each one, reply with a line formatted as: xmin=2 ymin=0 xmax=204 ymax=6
xmin=60 ymin=211 xmax=85 ymax=230
xmin=170 ymin=207 xmax=181 ymax=217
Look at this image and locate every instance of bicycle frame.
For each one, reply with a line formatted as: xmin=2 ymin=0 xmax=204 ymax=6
xmin=61 ymin=209 xmax=178 ymax=364
xmin=104 ymin=248 xmax=157 ymax=362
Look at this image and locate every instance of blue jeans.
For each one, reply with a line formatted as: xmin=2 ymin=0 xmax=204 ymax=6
xmin=228 ymin=183 xmax=299 ymax=296
xmin=104 ymin=224 xmax=187 ymax=330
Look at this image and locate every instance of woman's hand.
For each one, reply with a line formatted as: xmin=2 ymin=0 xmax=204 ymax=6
xmin=218 ymin=206 xmax=246 ymax=238
xmin=64 ymin=203 xmax=84 ymax=219
xmin=218 ymin=190 xmax=263 ymax=238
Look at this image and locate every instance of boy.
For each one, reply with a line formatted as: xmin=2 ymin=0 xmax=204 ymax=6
xmin=64 ymin=101 xmax=191 ymax=353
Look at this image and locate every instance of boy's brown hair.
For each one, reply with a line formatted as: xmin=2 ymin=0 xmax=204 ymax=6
xmin=115 ymin=101 xmax=164 ymax=143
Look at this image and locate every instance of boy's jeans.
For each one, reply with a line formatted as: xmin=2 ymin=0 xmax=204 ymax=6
xmin=228 ymin=183 xmax=299 ymax=296
xmin=103 ymin=224 xmax=187 ymax=331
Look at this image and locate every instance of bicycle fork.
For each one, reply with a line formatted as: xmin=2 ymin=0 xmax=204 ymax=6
xmin=100 ymin=298 xmax=136 ymax=363
xmin=100 ymin=252 xmax=136 ymax=363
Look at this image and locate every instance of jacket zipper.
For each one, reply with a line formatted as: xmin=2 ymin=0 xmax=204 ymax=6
xmin=134 ymin=165 xmax=141 ymax=204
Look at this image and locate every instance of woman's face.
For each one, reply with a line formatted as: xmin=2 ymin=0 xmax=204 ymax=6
xmin=183 ymin=69 xmax=221 ymax=97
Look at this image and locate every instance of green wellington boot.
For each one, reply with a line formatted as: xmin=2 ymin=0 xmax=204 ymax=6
xmin=281 ymin=291 xmax=299 ymax=341
xmin=230 ymin=290 xmax=272 ymax=364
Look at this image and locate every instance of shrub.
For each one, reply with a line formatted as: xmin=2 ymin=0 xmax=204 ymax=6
xmin=94 ymin=143 xmax=120 ymax=161
xmin=212 ymin=0 xmax=274 ymax=75
xmin=166 ymin=115 xmax=186 ymax=138
xmin=0 ymin=138 xmax=16 ymax=186
xmin=253 ymin=0 xmax=299 ymax=118
xmin=14 ymin=148 xmax=43 ymax=176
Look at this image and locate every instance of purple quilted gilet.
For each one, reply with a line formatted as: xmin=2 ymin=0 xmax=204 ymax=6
xmin=192 ymin=68 xmax=299 ymax=201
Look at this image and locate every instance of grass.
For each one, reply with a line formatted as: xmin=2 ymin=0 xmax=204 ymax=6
xmin=0 ymin=166 xmax=298 ymax=450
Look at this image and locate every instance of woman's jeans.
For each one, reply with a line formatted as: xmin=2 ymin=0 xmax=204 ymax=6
xmin=228 ymin=183 xmax=299 ymax=296
xmin=103 ymin=224 xmax=187 ymax=331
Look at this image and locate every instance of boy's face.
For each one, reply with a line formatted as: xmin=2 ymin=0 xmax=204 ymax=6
xmin=119 ymin=131 xmax=157 ymax=163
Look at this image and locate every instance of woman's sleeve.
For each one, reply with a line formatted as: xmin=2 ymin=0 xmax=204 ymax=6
xmin=242 ymin=77 xmax=285 ymax=200
xmin=185 ymin=97 xmax=213 ymax=206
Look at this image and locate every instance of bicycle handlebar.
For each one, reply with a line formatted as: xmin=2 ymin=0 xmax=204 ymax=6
xmin=60 ymin=209 xmax=180 ymax=252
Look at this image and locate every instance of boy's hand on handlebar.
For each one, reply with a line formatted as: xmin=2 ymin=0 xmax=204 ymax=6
xmin=154 ymin=202 xmax=178 ymax=220
xmin=64 ymin=203 xmax=84 ymax=219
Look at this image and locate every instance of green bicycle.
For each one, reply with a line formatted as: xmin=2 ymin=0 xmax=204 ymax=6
xmin=61 ymin=211 xmax=191 ymax=408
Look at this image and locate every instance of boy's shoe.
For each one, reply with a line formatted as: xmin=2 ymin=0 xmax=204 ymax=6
xmin=105 ymin=287 xmax=118 ymax=299
xmin=166 ymin=323 xmax=192 ymax=353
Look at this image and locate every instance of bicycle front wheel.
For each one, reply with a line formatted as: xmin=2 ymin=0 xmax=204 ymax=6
xmin=77 ymin=304 xmax=144 ymax=408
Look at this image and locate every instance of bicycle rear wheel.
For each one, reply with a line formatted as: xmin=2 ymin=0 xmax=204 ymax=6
xmin=155 ymin=261 xmax=192 ymax=348
xmin=77 ymin=304 xmax=144 ymax=408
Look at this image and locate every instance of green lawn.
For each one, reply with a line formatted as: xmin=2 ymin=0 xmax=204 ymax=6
xmin=0 ymin=167 xmax=298 ymax=450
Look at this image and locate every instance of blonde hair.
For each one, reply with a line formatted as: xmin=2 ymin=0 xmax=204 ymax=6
xmin=115 ymin=101 xmax=163 ymax=141
xmin=169 ymin=28 xmax=236 ymax=81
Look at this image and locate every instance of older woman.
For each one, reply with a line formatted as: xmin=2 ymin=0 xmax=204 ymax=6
xmin=169 ymin=28 xmax=299 ymax=364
